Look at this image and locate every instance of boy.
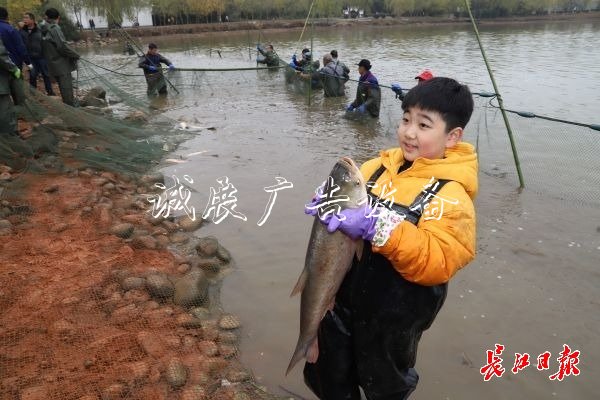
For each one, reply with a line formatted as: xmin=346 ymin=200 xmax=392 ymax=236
xmin=304 ymin=77 xmax=477 ymax=399
xmin=138 ymin=43 xmax=175 ymax=96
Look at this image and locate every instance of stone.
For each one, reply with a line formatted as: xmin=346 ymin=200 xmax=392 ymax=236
xmin=100 ymin=172 xmax=116 ymax=181
xmin=121 ymin=277 xmax=145 ymax=291
xmin=189 ymin=256 xmax=223 ymax=271
xmin=145 ymin=274 xmax=174 ymax=299
xmin=92 ymin=177 xmax=109 ymax=187
xmin=0 ymin=219 xmax=12 ymax=230
xmin=169 ymin=232 xmax=189 ymax=244
xmin=137 ymin=331 xmax=165 ymax=358
xmin=80 ymin=87 xmax=107 ymax=108
xmin=226 ymin=369 xmax=251 ymax=383
xmin=182 ymin=335 xmax=196 ymax=349
xmin=123 ymin=289 xmax=150 ymax=303
xmin=42 ymin=184 xmax=59 ymax=193
xmin=103 ymin=182 xmax=116 ymax=191
xmin=216 ymin=245 xmax=232 ymax=263
xmin=78 ymin=395 xmax=98 ymax=400
xmin=217 ymin=331 xmax=238 ymax=344
xmin=99 ymin=208 xmax=112 ymax=225
xmin=195 ymin=236 xmax=219 ymax=257
xmin=176 ymin=313 xmax=203 ymax=329
xmin=218 ymin=314 xmax=241 ymax=330
xmin=154 ymin=234 xmax=170 ymax=248
xmin=165 ymin=358 xmax=187 ymax=388
xmin=145 ymin=213 xmax=165 ymax=226
xmin=132 ymin=235 xmax=157 ymax=249
xmin=173 ymin=269 xmax=209 ymax=307
xmin=178 ymin=216 xmax=203 ymax=232
xmin=87 ymin=86 xmax=107 ymax=100
xmin=161 ymin=220 xmax=178 ymax=232
xmin=219 ymin=344 xmax=237 ymax=359
xmin=110 ymin=223 xmax=135 ymax=239
xmin=197 ymin=340 xmax=219 ymax=357
xmin=177 ymin=264 xmax=191 ymax=274
xmin=50 ymin=222 xmax=69 ymax=233
xmin=190 ymin=307 xmax=210 ymax=320
xmin=201 ymin=357 xmax=228 ymax=376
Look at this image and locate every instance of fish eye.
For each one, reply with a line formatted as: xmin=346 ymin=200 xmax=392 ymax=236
xmin=355 ymin=180 xmax=360 ymax=186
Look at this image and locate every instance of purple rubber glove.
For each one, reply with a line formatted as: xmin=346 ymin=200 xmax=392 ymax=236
xmin=304 ymin=195 xmax=320 ymax=216
xmin=324 ymin=204 xmax=378 ymax=241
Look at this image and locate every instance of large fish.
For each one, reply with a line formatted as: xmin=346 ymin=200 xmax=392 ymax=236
xmin=286 ymin=157 xmax=367 ymax=375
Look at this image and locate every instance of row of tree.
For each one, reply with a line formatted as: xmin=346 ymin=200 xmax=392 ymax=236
xmin=3 ymin=0 xmax=599 ymax=29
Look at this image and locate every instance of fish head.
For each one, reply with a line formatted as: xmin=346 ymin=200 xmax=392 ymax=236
xmin=323 ymin=157 xmax=367 ymax=208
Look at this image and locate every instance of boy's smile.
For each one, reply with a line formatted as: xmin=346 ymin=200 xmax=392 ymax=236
xmin=397 ymin=106 xmax=462 ymax=161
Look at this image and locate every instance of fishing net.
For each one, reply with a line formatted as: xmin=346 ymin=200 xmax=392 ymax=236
xmin=0 ymin=34 xmax=598 ymax=400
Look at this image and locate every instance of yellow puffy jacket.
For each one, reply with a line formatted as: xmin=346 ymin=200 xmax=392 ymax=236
xmin=360 ymin=142 xmax=478 ymax=286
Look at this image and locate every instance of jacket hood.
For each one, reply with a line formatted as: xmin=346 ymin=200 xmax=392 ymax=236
xmin=39 ymin=21 xmax=49 ymax=34
xmin=378 ymin=142 xmax=479 ymax=199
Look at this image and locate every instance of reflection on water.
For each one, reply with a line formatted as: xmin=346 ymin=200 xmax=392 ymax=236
xmin=82 ymin=20 xmax=600 ymax=399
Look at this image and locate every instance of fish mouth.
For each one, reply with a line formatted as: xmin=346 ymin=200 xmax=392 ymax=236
xmin=339 ymin=157 xmax=357 ymax=170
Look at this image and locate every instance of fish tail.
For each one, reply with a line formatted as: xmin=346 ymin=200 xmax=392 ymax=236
xmin=285 ymin=339 xmax=309 ymax=376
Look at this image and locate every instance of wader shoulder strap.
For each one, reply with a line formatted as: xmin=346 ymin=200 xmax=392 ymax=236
xmin=366 ymin=164 xmax=451 ymax=225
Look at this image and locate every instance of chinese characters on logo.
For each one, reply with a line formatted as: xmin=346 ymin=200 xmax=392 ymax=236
xmin=480 ymin=344 xmax=581 ymax=381
xmin=148 ymin=175 xmax=293 ymax=226
xmin=147 ymin=174 xmax=197 ymax=221
xmin=148 ymin=175 xmax=458 ymax=225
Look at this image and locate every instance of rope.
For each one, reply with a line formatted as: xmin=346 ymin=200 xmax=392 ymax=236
xmin=486 ymin=97 xmax=600 ymax=132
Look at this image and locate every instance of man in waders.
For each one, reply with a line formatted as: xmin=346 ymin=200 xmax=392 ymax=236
xmin=40 ymin=8 xmax=80 ymax=106
xmin=0 ymin=41 xmax=19 ymax=135
xmin=138 ymin=43 xmax=174 ymax=96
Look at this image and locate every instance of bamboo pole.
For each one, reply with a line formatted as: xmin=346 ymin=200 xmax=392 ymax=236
xmin=464 ymin=0 xmax=524 ymax=188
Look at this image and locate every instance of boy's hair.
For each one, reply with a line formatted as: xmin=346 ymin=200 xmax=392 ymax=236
xmin=148 ymin=43 xmax=157 ymax=49
xmin=402 ymin=77 xmax=474 ymax=131
xmin=44 ymin=8 xmax=60 ymax=20
xmin=25 ymin=12 xmax=35 ymax=21
xmin=0 ymin=7 xmax=8 ymax=20
xmin=330 ymin=49 xmax=338 ymax=58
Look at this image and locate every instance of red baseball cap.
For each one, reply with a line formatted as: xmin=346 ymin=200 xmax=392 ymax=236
xmin=415 ymin=70 xmax=434 ymax=81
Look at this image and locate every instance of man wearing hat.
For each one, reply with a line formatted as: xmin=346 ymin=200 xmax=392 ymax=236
xmin=347 ymin=59 xmax=380 ymax=118
xmin=415 ymin=69 xmax=434 ymax=83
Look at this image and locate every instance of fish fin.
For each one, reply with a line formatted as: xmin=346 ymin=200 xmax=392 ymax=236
xmin=355 ymin=239 xmax=364 ymax=262
xmin=290 ymin=267 xmax=308 ymax=297
xmin=285 ymin=339 xmax=310 ymax=376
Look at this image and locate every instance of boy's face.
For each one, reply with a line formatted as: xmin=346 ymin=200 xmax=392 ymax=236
xmin=397 ymin=106 xmax=463 ymax=161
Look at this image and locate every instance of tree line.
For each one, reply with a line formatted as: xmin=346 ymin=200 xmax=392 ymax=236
xmin=4 ymin=0 xmax=598 ymax=29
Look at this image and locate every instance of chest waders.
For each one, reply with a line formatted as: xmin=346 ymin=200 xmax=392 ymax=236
xmin=304 ymin=165 xmax=450 ymax=400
